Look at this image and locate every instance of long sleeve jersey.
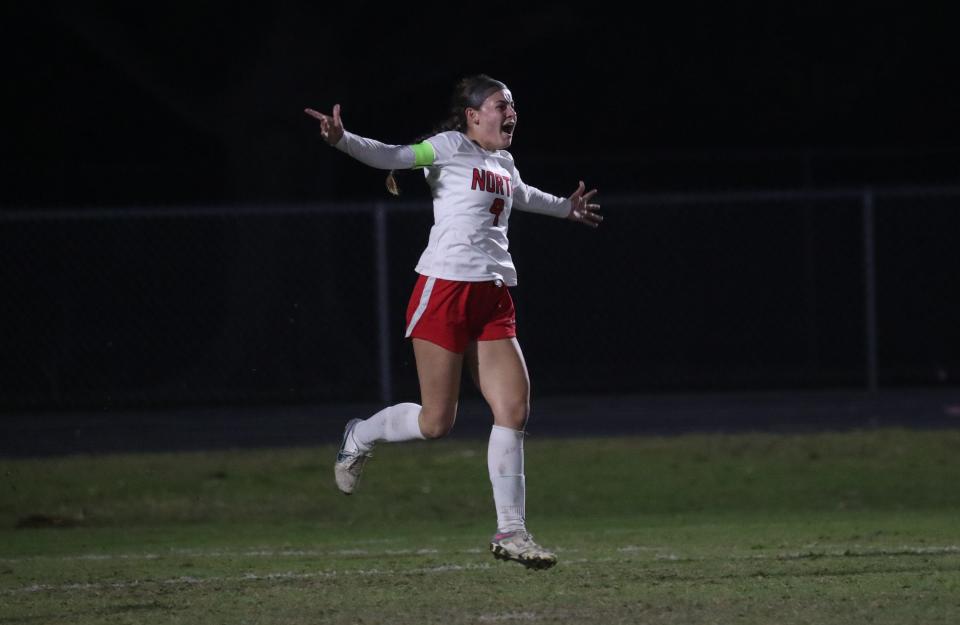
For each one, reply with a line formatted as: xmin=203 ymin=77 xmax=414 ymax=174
xmin=335 ymin=130 xmax=570 ymax=286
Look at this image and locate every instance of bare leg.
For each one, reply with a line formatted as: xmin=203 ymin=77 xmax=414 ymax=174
xmin=335 ymin=338 xmax=464 ymax=494
xmin=474 ymin=338 xmax=530 ymax=430
xmin=351 ymin=338 xmax=462 ymax=447
xmin=412 ymin=338 xmax=464 ymax=439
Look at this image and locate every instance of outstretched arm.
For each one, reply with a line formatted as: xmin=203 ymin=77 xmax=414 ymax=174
xmin=304 ymin=104 xmax=416 ymax=170
xmin=513 ymin=177 xmax=602 ymax=228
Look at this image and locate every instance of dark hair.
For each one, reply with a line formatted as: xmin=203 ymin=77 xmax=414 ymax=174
xmin=386 ymin=74 xmax=509 ymax=195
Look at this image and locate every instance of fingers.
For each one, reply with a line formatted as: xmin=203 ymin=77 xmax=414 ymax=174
xmin=566 ymin=180 xmax=602 ymax=227
xmin=567 ymin=181 xmax=587 ymax=209
xmin=305 ymin=107 xmax=331 ymax=137
xmin=303 ymin=105 xmax=341 ymax=126
xmin=304 ymin=105 xmax=344 ymax=144
xmin=570 ymin=181 xmax=600 ymax=203
xmin=580 ymin=207 xmax=603 ymax=228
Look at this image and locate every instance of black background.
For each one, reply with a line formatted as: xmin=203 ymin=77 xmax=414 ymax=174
xmin=3 ymin=3 xmax=959 ymax=412
xmin=8 ymin=2 xmax=960 ymax=205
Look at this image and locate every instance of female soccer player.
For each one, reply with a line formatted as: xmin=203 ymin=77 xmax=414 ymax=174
xmin=305 ymin=74 xmax=601 ymax=569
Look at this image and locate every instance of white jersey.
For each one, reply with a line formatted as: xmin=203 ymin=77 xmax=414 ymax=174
xmin=335 ymin=130 xmax=570 ymax=286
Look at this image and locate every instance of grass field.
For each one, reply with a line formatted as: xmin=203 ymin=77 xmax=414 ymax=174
xmin=2 ymin=428 xmax=959 ymax=624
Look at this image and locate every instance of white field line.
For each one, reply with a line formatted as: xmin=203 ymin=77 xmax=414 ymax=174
xmin=772 ymin=545 xmax=960 ymax=561
xmin=4 ymin=544 xmax=959 ymax=596
xmin=476 ymin=612 xmax=540 ymax=622
xmin=3 ymin=544 xmax=958 ymax=566
xmin=2 ymin=562 xmax=496 ymax=595
xmin=0 ymin=546 xmax=573 ymax=564
xmin=614 ymin=544 xmax=960 ymax=560
xmin=0 ymin=547 xmax=490 ymax=564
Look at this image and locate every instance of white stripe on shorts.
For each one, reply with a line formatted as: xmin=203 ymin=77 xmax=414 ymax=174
xmin=405 ymin=276 xmax=437 ymax=338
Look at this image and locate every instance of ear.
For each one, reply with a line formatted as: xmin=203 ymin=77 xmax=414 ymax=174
xmin=466 ymin=107 xmax=479 ymax=125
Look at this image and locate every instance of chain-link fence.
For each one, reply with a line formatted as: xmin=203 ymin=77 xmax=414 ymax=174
xmin=2 ymin=187 xmax=959 ymax=411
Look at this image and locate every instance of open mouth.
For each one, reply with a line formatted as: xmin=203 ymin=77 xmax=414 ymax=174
xmin=501 ymin=121 xmax=516 ymax=136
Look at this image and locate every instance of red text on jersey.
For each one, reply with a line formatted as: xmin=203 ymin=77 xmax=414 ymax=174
xmin=471 ymin=168 xmax=511 ymax=197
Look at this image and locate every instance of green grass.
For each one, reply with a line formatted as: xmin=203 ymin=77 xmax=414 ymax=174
xmin=2 ymin=429 xmax=959 ymax=624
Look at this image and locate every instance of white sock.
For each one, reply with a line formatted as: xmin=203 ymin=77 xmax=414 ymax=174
xmin=349 ymin=402 xmax=424 ymax=453
xmin=488 ymin=425 xmax=526 ymax=534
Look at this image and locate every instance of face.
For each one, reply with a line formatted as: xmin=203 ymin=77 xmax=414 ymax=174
xmin=465 ymin=89 xmax=517 ymax=151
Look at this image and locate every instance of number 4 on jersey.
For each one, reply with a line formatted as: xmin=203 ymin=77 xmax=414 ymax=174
xmin=489 ymin=198 xmax=505 ymax=226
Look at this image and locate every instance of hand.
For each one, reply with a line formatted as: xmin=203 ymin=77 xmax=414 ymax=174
xmin=304 ymin=104 xmax=344 ymax=146
xmin=566 ymin=181 xmax=602 ymax=228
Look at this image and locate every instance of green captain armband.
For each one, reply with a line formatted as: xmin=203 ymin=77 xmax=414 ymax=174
xmin=410 ymin=141 xmax=436 ymax=168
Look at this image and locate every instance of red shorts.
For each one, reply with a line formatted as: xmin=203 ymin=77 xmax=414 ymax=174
xmin=404 ymin=274 xmax=517 ymax=354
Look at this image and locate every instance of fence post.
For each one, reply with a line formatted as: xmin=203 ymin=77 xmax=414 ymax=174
xmin=374 ymin=203 xmax=393 ymax=404
xmin=862 ymin=187 xmax=878 ymax=392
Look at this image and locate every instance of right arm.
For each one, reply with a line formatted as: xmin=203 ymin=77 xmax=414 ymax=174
xmin=304 ymin=104 xmax=419 ymax=170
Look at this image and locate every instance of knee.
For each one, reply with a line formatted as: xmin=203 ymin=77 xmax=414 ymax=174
xmin=419 ymin=406 xmax=457 ymax=439
xmin=493 ymin=399 xmax=529 ymax=430
xmin=420 ymin=422 xmax=453 ymax=440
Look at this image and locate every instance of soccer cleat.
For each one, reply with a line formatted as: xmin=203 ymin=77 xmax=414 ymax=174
xmin=334 ymin=418 xmax=372 ymax=495
xmin=489 ymin=531 xmax=558 ymax=570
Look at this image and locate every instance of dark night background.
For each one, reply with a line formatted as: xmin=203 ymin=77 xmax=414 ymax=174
xmin=7 ymin=3 xmax=960 ymax=205
xmin=3 ymin=3 xmax=959 ymax=426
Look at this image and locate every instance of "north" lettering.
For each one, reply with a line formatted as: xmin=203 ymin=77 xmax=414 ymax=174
xmin=470 ymin=168 xmax=511 ymax=197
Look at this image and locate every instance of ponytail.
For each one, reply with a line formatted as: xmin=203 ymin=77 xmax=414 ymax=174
xmin=385 ymin=171 xmax=400 ymax=196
